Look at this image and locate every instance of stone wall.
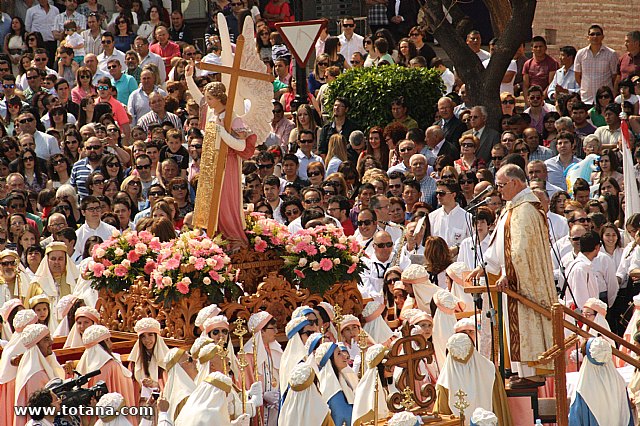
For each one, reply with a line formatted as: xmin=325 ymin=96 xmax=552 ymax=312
xmin=532 ymin=0 xmax=638 ymax=54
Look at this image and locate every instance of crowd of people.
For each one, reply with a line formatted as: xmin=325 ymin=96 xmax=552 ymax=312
xmin=0 ymin=0 xmax=639 ymax=424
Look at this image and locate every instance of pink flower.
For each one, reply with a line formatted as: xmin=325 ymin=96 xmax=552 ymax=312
xmin=349 ymin=240 xmax=360 ymax=253
xmin=254 ymin=239 xmax=268 ymax=252
xmin=176 ymin=280 xmax=190 ymax=294
xmin=144 ymin=260 xmax=157 ymax=275
xmin=149 ymin=238 xmax=162 ymax=251
xmin=92 ymin=262 xmax=105 ymax=277
xmin=347 ymin=263 xmax=357 ymax=274
xmin=134 ymin=242 xmax=147 ymax=254
xmin=127 ymin=250 xmax=140 ymax=263
xmin=319 ymin=258 xmax=333 ymax=271
xmin=294 ymin=269 xmax=305 ymax=279
xmin=194 ymin=257 xmax=206 ymax=270
xmin=114 ymin=264 xmax=128 ymax=277
xmin=209 ymin=270 xmax=220 ymax=281
xmin=166 ymin=258 xmax=180 ymax=270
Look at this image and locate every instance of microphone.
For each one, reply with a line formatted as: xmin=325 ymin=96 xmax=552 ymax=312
xmin=465 ymin=196 xmax=491 ymax=211
xmin=466 ymin=185 xmax=494 ymax=207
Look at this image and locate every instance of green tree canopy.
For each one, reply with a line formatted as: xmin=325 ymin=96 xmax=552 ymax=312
xmin=324 ymin=65 xmax=444 ymax=131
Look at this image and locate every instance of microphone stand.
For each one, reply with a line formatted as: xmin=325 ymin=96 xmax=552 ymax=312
xmin=463 ymin=201 xmax=498 ymax=372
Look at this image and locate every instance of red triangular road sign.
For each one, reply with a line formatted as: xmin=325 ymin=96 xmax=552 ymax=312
xmin=275 ymin=19 xmax=328 ymax=67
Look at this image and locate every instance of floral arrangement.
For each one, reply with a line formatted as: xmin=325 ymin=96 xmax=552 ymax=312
xmin=244 ymin=212 xmax=290 ymax=254
xmin=149 ymin=231 xmax=240 ymax=304
xmin=282 ymin=225 xmax=366 ymax=295
xmin=89 ymin=230 xmax=161 ymax=293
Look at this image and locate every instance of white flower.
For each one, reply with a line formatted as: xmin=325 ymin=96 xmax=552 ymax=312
xmin=182 ymin=277 xmax=192 ymax=284
xmin=203 ymin=277 xmax=211 ymax=285
xmin=350 ymin=255 xmax=359 ymax=263
xmin=111 ymin=229 xmax=120 ymax=238
xmin=157 ymin=265 xmax=166 ymax=274
xmin=162 ymin=276 xmax=172 ymax=286
xmin=319 ymin=245 xmax=327 ymax=253
xmin=298 ymin=258 xmax=308 ymax=267
xmin=122 ymin=259 xmax=131 ymax=268
xmin=189 ymin=256 xmax=197 ymax=264
xmin=114 ymin=248 xmax=124 ymax=257
xmin=95 ymin=248 xmax=106 ymax=258
xmin=333 ymin=258 xmax=340 ymax=265
xmin=104 ymin=269 xmax=112 ymax=277
xmin=310 ymin=261 xmax=320 ymax=271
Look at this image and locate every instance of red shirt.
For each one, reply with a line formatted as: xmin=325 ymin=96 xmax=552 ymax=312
xmin=341 ymin=218 xmax=355 ymax=236
xmin=618 ymin=52 xmax=640 ymax=80
xmin=523 ymin=55 xmax=559 ymax=90
xmin=149 ymin=41 xmax=181 ymax=73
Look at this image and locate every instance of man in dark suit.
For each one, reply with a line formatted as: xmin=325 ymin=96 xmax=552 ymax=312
xmin=435 ymin=96 xmax=467 ymax=149
xmin=425 ymin=125 xmax=459 ymax=163
xmin=386 ymin=0 xmax=418 ymax=43
xmin=463 ymin=106 xmax=501 ymax=164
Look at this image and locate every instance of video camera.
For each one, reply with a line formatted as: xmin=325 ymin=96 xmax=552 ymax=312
xmin=48 ymin=370 xmax=108 ymax=407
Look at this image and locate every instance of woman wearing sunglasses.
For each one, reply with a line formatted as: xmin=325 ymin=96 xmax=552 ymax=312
xmin=454 ymin=134 xmax=486 ymax=174
xmin=167 ymin=177 xmax=193 ymax=218
xmin=71 ymin=66 xmax=96 ymax=104
xmin=18 ymin=148 xmax=47 ymax=193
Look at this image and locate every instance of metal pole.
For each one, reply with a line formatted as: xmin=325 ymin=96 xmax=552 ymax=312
xmin=290 ymin=0 xmax=308 ymax=112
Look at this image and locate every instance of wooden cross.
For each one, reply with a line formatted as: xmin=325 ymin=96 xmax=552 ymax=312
xmin=193 ymin=33 xmax=274 ymax=233
xmin=385 ymin=333 xmax=436 ymax=413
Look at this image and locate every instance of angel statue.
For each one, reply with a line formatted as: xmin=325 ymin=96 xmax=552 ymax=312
xmin=185 ymin=14 xmax=273 ymax=252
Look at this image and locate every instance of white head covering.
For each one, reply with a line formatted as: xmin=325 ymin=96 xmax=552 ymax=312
xmin=0 ymin=298 xmax=23 ymax=340
xmin=52 ymin=294 xmax=79 ymax=338
xmin=63 ymin=306 xmax=100 ymax=348
xmin=77 ymin=325 xmax=132 ymax=378
xmin=433 ymin=289 xmax=463 ymax=368
xmin=292 ymin=305 xmax=315 ymax=319
xmin=470 ymin=408 xmax=498 ymax=426
xmin=163 ymin=348 xmax=196 ymax=421
xmin=317 ymin=302 xmax=339 ymax=341
xmin=571 ymin=337 xmax=630 ymax=426
xmin=315 ymin=342 xmax=357 ymax=405
xmin=32 ymin=242 xmax=80 ymax=320
xmin=362 ymin=301 xmax=394 ymax=345
xmin=243 ymin=311 xmax=282 ymax=389
xmin=28 ymin=293 xmax=57 ymax=332
xmin=175 ymin=372 xmax=233 ymax=426
xmin=278 ymin=363 xmax=331 ymax=426
xmin=582 ymin=298 xmax=614 ymax=345
xmin=279 ymin=316 xmax=311 ymax=393
xmin=352 ymin=344 xmax=389 ymax=425
xmin=128 ymin=317 xmax=170 ymax=383
xmin=0 ymin=249 xmax=30 ymax=298
xmin=14 ymin=324 xmax=64 ymax=404
xmin=437 ymin=333 xmax=495 ymax=424
xmin=388 ymin=411 xmax=420 ymax=426
xmin=194 ymin=304 xmax=221 ymax=331
xmin=445 ymin=262 xmax=474 ymax=311
xmin=94 ymin=392 xmax=132 ymax=426
xmin=402 ymin=264 xmax=439 ymax=313
xmin=202 ymin=315 xmax=240 ymax=382
xmin=0 ymin=309 xmax=37 ymax=384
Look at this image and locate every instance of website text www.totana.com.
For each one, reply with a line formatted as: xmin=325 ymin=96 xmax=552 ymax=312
xmin=14 ymin=404 xmax=154 ymax=418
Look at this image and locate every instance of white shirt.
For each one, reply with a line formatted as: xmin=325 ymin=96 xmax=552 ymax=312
xmin=41 ymin=112 xmax=77 ymax=129
xmin=25 ymin=3 xmax=59 ymax=42
xmin=616 ymin=241 xmax=638 ymax=286
xmin=547 ymin=211 xmax=569 ymax=244
xmin=429 ymin=204 xmax=471 ymax=247
xmin=457 ymin=233 xmax=490 ymax=270
xmin=482 ymin=58 xmax=517 ymax=94
xmin=74 ymin=221 xmax=118 ymax=259
xmin=97 ymin=48 xmax=126 ymax=73
xmin=565 ymin=252 xmax=598 ymax=308
xmin=338 ymin=32 xmax=366 ymax=60
xmin=359 ymin=252 xmax=410 ymax=303
xmin=591 ymin=251 xmax=618 ymax=306
xmin=34 ymin=130 xmax=61 ymax=160
xmin=441 ymin=68 xmax=455 ymax=94
xmin=139 ymin=51 xmax=167 ymax=83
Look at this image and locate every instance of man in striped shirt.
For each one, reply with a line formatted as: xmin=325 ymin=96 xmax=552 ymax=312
xmin=70 ymin=137 xmax=103 ymax=199
xmin=137 ymin=92 xmax=183 ymax=133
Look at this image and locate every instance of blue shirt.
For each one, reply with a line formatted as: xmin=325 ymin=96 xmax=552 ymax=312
xmin=544 ymin=155 xmax=581 ymax=190
xmin=70 ymin=157 xmax=99 ymax=199
xmin=111 ymin=73 xmax=138 ymax=106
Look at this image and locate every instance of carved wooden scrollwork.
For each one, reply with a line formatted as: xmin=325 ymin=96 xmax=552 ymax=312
xmin=230 ymin=247 xmax=285 ymax=294
xmin=221 ymin=271 xmax=312 ymax=331
xmin=384 ymin=334 xmax=437 ymax=414
xmin=96 ymin=270 xmax=363 ymax=343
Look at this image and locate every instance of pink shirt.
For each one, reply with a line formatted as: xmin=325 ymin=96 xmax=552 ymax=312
xmin=96 ymin=95 xmax=130 ymax=125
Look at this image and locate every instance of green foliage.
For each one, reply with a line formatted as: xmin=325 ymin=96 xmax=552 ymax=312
xmin=324 ymin=65 xmax=444 ymax=131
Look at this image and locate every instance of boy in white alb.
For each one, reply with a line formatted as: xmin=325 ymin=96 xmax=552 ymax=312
xmin=63 ymin=21 xmax=85 ymax=64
